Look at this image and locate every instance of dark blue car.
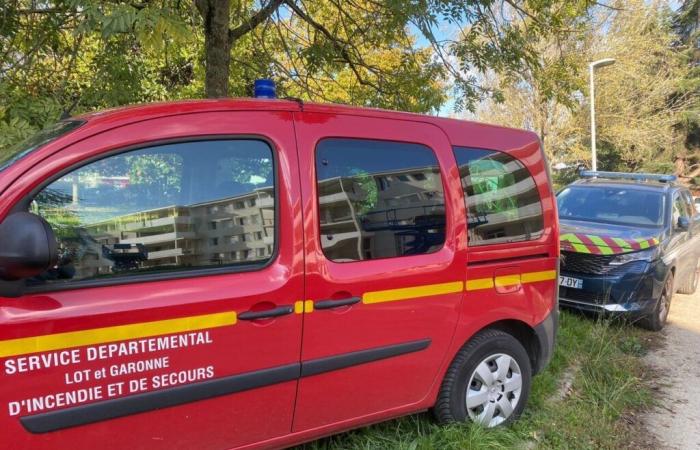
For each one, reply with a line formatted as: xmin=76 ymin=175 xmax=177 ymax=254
xmin=557 ymin=171 xmax=700 ymax=330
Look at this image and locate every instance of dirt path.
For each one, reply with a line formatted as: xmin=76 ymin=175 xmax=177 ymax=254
xmin=643 ymin=291 xmax=700 ymax=449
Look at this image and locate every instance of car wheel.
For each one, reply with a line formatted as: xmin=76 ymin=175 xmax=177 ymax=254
xmin=433 ymin=329 xmax=532 ymax=427
xmin=677 ymin=258 xmax=699 ymax=295
xmin=639 ymin=273 xmax=674 ymax=331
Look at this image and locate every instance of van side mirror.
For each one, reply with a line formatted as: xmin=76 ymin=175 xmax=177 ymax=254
xmin=0 ymin=212 xmax=57 ymax=282
xmin=677 ymin=216 xmax=690 ymax=231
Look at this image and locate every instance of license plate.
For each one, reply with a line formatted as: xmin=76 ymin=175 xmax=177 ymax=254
xmin=559 ymin=276 xmax=583 ymax=289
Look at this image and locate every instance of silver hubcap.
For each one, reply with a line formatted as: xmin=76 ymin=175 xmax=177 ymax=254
xmin=466 ymin=353 xmax=522 ymax=427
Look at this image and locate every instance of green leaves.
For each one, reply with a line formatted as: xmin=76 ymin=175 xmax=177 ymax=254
xmin=1 ymin=0 xmax=601 ymax=153
xmin=101 ymin=6 xmax=138 ymax=37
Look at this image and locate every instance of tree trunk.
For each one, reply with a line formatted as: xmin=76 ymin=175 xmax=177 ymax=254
xmin=196 ymin=0 xmax=231 ymax=98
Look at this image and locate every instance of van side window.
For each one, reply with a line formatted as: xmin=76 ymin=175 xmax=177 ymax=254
xmin=316 ymin=138 xmax=445 ymax=262
xmin=453 ymin=147 xmax=543 ymax=246
xmin=30 ymin=140 xmax=275 ymax=285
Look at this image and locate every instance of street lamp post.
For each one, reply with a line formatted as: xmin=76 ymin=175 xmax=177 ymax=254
xmin=589 ymin=58 xmax=615 ymax=171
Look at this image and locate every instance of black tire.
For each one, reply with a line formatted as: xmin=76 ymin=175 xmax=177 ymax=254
xmin=433 ymin=329 xmax=532 ymax=427
xmin=677 ymin=258 xmax=699 ymax=295
xmin=639 ymin=273 xmax=674 ymax=331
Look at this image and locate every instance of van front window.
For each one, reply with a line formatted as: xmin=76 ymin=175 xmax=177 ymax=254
xmin=0 ymin=120 xmax=84 ymax=172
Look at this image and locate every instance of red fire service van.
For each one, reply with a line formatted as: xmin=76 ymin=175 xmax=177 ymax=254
xmin=0 ymin=93 xmax=558 ymax=449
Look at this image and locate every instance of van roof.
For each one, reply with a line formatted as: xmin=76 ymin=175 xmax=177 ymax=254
xmin=75 ymin=98 xmax=541 ymax=152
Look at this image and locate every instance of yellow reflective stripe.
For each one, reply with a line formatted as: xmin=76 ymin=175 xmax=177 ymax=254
xmin=467 ymin=270 xmax=556 ymax=292
xmin=636 ymin=238 xmax=650 ymax=249
xmin=521 ymin=270 xmax=557 ymax=283
xmin=586 ymin=235 xmax=613 ymax=255
xmin=466 ymin=278 xmax=494 ymax=291
xmin=0 ymin=311 xmax=237 ymax=358
xmin=495 ymin=274 xmax=520 ymax=287
xmin=612 ymin=237 xmax=632 ymax=250
xmin=362 ymin=281 xmax=463 ymax=304
xmin=304 ymin=300 xmax=314 ymax=313
xmin=294 ymin=301 xmax=304 ymax=314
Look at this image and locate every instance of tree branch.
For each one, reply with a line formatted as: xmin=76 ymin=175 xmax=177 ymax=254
xmin=229 ymin=0 xmax=285 ymax=42
xmin=282 ymin=0 xmax=384 ymax=92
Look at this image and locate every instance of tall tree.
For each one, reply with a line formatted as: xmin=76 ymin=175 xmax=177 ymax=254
xmin=477 ymin=0 xmax=693 ymax=182
xmin=673 ymin=0 xmax=700 ymax=184
xmin=1 ymin=0 xmax=592 ymax=152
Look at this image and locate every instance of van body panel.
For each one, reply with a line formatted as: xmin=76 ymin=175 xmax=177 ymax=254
xmin=0 ymin=100 xmax=558 ymax=450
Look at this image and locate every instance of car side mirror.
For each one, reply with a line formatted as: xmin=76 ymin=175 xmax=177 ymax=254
xmin=0 ymin=212 xmax=57 ymax=283
xmin=677 ymin=216 xmax=690 ymax=231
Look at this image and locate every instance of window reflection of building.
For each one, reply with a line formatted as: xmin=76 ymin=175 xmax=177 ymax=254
xmin=74 ymin=187 xmax=274 ymax=278
xmin=318 ymin=166 xmax=445 ymax=262
xmin=455 ymin=150 xmax=544 ymax=246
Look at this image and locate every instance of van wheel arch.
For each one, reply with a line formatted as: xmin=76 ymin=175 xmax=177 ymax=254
xmin=457 ymin=320 xmax=540 ymax=376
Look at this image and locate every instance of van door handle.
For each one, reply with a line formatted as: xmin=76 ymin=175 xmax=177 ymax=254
xmin=314 ymin=297 xmax=361 ymax=310
xmin=238 ymin=305 xmax=294 ymax=320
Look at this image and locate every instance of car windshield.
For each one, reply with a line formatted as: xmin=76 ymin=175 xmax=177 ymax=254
xmin=557 ymin=185 xmax=665 ymax=227
xmin=0 ymin=120 xmax=84 ymax=172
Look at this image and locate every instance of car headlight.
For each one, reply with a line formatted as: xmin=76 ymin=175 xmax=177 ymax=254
xmin=608 ymin=246 xmax=660 ymax=266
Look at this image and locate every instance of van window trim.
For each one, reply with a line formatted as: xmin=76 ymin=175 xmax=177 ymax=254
xmin=314 ymin=136 xmax=449 ymax=264
xmin=13 ymin=135 xmax=281 ymax=295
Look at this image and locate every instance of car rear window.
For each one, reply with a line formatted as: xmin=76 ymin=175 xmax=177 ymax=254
xmin=557 ymin=186 xmax=665 ymax=227
xmin=0 ymin=120 xmax=84 ymax=172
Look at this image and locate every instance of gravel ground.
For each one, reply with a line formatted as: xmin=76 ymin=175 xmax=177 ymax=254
xmin=643 ymin=291 xmax=700 ymax=449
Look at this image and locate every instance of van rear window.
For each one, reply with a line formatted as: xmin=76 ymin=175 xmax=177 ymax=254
xmin=453 ymin=147 xmax=544 ymax=246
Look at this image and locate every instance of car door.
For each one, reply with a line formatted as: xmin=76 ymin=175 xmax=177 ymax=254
xmin=680 ymin=190 xmax=700 ymax=275
xmin=670 ymin=191 xmax=693 ymax=281
xmin=0 ymin=111 xmax=303 ymax=449
xmin=292 ymin=112 xmax=466 ymax=431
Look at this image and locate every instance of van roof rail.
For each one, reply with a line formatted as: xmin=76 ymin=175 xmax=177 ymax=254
xmin=579 ymin=170 xmax=677 ymax=183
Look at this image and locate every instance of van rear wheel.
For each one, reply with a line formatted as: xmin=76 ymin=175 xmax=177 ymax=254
xmin=433 ymin=329 xmax=532 ymax=427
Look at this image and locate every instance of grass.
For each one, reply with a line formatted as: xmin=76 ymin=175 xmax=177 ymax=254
xmin=297 ymin=311 xmax=656 ymax=450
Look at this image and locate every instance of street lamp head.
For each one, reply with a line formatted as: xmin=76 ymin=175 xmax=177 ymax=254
xmin=590 ymin=58 xmax=616 ymax=69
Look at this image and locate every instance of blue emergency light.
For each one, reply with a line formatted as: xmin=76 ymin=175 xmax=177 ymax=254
xmin=254 ymin=79 xmax=276 ymax=99
xmin=580 ymin=170 xmax=677 ymax=183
